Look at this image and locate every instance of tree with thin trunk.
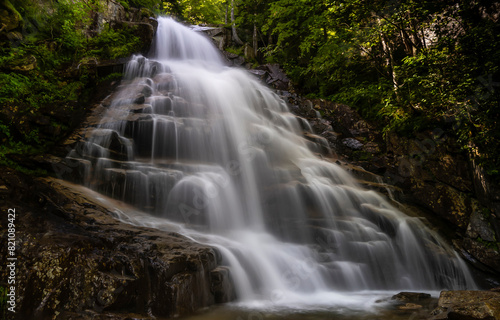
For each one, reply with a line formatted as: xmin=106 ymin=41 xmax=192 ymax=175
xmin=231 ymin=0 xmax=243 ymax=45
xmin=253 ymin=13 xmax=258 ymax=58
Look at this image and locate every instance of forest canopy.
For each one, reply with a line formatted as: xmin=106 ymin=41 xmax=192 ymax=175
xmin=228 ymin=0 xmax=500 ymax=178
xmin=0 ymin=0 xmax=499 ymax=178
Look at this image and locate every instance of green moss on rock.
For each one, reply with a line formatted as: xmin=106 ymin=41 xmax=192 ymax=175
xmin=0 ymin=0 xmax=23 ymax=32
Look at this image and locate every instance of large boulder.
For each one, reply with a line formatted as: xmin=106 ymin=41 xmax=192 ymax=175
xmin=254 ymin=64 xmax=290 ymax=91
xmin=429 ymin=290 xmax=500 ymax=319
xmin=0 ymin=167 xmax=234 ymax=319
xmin=0 ymin=0 xmax=22 ymax=35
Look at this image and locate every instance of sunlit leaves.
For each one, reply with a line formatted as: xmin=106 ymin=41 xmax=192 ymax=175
xmin=238 ymin=0 xmax=499 ymax=176
xmin=175 ymin=0 xmax=227 ymax=24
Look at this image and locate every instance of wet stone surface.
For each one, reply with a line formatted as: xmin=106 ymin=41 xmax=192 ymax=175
xmin=0 ymin=166 xmax=234 ymax=319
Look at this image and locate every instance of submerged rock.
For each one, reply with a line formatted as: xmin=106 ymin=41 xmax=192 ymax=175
xmin=392 ymin=292 xmax=432 ymax=303
xmin=399 ymin=303 xmax=423 ymax=310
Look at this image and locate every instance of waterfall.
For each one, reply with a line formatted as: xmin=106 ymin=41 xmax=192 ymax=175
xmin=69 ymin=17 xmax=476 ymax=306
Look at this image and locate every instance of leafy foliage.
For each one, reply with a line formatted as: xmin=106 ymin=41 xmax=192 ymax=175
xmin=183 ymin=0 xmax=227 ymax=24
xmin=88 ymin=27 xmax=141 ymax=60
xmin=160 ymin=0 xmax=226 ymax=24
xmin=234 ymin=0 xmax=500 ymax=178
xmin=0 ymin=0 xmax=160 ymax=170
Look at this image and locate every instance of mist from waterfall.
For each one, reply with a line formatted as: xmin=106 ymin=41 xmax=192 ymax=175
xmin=69 ymin=16 xmax=476 ymax=308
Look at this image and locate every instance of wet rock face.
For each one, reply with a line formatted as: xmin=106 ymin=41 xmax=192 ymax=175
xmin=463 ymin=238 xmax=500 ymax=272
xmin=412 ymin=182 xmax=473 ymax=229
xmin=0 ymin=166 xmax=234 ymax=319
xmin=381 ymin=131 xmax=500 ymax=273
xmin=210 ymin=267 xmax=236 ymax=303
xmin=253 ymin=64 xmax=291 ymax=91
xmin=430 ymin=290 xmax=500 ymax=319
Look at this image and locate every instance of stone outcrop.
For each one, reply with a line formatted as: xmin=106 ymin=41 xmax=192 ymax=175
xmin=253 ymin=64 xmax=291 ymax=91
xmin=382 ymin=131 xmax=500 ymax=274
xmin=197 ymin=25 xmax=226 ymax=51
xmin=93 ymin=0 xmax=158 ymax=36
xmin=0 ymin=166 xmax=234 ymax=319
xmin=429 ymin=290 xmax=500 ymax=319
xmin=86 ymin=1 xmax=159 ymax=77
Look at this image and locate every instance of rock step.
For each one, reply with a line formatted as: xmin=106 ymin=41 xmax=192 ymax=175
xmin=92 ymin=167 xmax=184 ymax=212
xmin=110 ymin=96 xmax=206 ymax=118
xmin=73 ymin=154 xmax=229 ymax=174
xmin=303 ymin=132 xmax=331 ymax=156
xmin=0 ymin=168 xmax=233 ymax=319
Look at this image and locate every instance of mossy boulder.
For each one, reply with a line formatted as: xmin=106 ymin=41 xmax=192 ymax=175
xmin=0 ymin=0 xmax=22 ymax=33
xmin=6 ymin=54 xmax=37 ymax=72
xmin=0 ymin=0 xmax=23 ymax=45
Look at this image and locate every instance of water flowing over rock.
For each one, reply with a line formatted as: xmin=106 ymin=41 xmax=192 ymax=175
xmin=65 ymin=16 xmax=477 ymax=311
xmin=0 ymin=167 xmax=233 ymax=319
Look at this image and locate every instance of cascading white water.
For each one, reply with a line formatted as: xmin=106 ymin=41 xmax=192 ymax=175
xmin=70 ymin=17 xmax=476 ymax=307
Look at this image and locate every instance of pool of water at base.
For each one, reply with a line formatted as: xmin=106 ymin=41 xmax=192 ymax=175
xmin=177 ymin=291 xmax=439 ymax=320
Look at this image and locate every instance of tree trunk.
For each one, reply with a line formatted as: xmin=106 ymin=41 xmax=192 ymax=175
xmin=378 ymin=21 xmax=398 ymax=94
xmin=231 ymin=0 xmax=243 ymax=45
xmin=225 ymin=1 xmax=228 ymax=24
xmin=384 ymin=37 xmax=398 ymax=94
xmin=253 ymin=14 xmax=258 ymax=58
